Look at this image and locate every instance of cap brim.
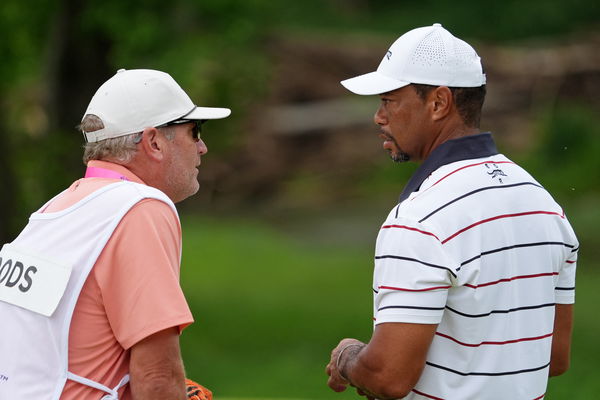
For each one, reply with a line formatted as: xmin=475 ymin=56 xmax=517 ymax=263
xmin=341 ymin=71 xmax=410 ymax=95
xmin=184 ymin=106 xmax=231 ymax=120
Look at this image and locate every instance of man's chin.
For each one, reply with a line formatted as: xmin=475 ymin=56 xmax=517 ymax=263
xmin=390 ymin=152 xmax=410 ymax=163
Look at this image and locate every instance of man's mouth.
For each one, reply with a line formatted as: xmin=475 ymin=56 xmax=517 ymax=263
xmin=379 ymin=132 xmax=394 ymax=147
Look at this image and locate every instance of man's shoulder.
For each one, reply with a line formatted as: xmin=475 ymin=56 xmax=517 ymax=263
xmin=115 ymin=181 xmax=174 ymax=205
xmin=123 ymin=197 xmax=180 ymax=229
xmin=99 ymin=181 xmax=178 ymax=218
xmin=97 ymin=183 xmax=181 ymax=239
xmin=415 ymin=154 xmax=540 ymax=203
xmin=390 ymin=154 xmax=558 ymax=232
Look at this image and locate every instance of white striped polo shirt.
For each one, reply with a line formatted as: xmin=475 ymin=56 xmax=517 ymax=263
xmin=373 ymin=133 xmax=578 ymax=400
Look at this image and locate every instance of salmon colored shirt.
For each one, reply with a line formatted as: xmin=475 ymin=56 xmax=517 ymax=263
xmin=44 ymin=160 xmax=194 ymax=400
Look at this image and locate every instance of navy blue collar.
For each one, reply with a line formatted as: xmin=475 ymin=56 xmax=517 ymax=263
xmin=398 ymin=132 xmax=498 ymax=202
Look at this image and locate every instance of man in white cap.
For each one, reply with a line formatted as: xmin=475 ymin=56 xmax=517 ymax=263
xmin=0 ymin=69 xmax=229 ymax=399
xmin=326 ymin=24 xmax=578 ymax=399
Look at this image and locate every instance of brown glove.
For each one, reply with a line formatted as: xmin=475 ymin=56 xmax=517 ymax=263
xmin=185 ymin=378 xmax=213 ymax=400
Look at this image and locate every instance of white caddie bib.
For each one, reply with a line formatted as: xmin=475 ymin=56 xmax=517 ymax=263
xmin=0 ymin=244 xmax=72 ymax=317
xmin=0 ymin=181 xmax=178 ymax=400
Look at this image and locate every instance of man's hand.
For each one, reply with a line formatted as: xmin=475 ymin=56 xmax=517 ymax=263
xmin=326 ymin=338 xmax=365 ymax=393
xmin=325 ymin=323 xmax=437 ymax=399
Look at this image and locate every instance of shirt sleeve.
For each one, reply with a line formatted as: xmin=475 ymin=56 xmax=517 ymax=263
xmin=373 ymin=217 xmax=456 ymax=325
xmin=94 ymin=198 xmax=194 ymax=349
xmin=555 ymin=246 xmax=577 ymax=304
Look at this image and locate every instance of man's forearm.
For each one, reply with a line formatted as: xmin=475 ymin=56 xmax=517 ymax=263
xmin=549 ymin=304 xmax=574 ymax=376
xmin=129 ymin=327 xmax=188 ymax=400
xmin=130 ymin=366 xmax=186 ymax=399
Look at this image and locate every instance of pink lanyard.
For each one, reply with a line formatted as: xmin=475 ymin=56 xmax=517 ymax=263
xmin=84 ymin=166 xmax=129 ymax=181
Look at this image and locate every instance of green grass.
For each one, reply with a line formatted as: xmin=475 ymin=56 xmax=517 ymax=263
xmin=179 ymin=215 xmax=374 ymax=399
xmin=546 ymin=268 xmax=600 ymax=398
xmin=179 ymin=196 xmax=600 ymax=399
xmin=545 ymin=196 xmax=600 ymax=399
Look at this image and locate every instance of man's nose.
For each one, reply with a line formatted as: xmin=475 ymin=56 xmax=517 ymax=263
xmin=197 ymin=138 xmax=208 ymax=155
xmin=374 ymin=105 xmax=387 ymax=126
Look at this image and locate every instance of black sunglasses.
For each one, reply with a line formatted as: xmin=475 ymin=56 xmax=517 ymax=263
xmin=157 ymin=119 xmax=205 ymax=141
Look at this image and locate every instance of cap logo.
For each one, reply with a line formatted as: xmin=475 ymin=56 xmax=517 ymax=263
xmin=386 ymin=50 xmax=392 ymax=60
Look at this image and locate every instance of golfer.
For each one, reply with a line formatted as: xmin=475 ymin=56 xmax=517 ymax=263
xmin=0 ymin=69 xmax=229 ymax=399
xmin=326 ymin=24 xmax=578 ymax=399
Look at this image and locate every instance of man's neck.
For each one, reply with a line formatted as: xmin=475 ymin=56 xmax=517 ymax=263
xmin=421 ymin=122 xmax=480 ymax=162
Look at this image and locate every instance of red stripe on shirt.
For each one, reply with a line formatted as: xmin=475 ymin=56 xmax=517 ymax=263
xmin=379 ymin=285 xmax=452 ymax=292
xmin=435 ymin=331 xmax=553 ymax=347
xmin=464 ymin=272 xmax=559 ymax=289
xmin=442 ymin=211 xmax=565 ymax=244
xmin=381 ymin=224 xmax=441 ymax=241
xmin=566 ymin=260 xmax=576 ymax=264
xmin=412 ymin=388 xmax=446 ymax=400
xmin=532 ymin=393 xmax=546 ymax=400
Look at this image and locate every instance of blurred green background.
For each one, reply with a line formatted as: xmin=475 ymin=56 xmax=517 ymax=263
xmin=2 ymin=0 xmax=599 ymax=398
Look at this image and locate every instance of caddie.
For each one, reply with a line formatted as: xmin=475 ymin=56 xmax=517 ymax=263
xmin=0 ymin=68 xmax=229 ymax=399
xmin=326 ymin=24 xmax=578 ymax=399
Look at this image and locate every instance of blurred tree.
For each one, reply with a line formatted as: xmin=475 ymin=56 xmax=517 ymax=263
xmin=40 ymin=0 xmax=114 ymax=204
xmin=0 ymin=0 xmax=115 ymax=243
xmin=525 ymin=104 xmax=600 ymax=200
xmin=0 ymin=0 xmax=52 ymax=242
xmin=0 ymin=0 xmax=279 ymax=242
xmin=0 ymin=0 xmax=598 ymax=243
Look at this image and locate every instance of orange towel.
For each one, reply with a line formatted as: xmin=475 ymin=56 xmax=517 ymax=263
xmin=186 ymin=378 xmax=213 ymax=400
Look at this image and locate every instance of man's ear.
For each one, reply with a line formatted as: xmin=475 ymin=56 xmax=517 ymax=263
xmin=138 ymin=127 xmax=165 ymax=162
xmin=429 ymin=86 xmax=453 ymax=121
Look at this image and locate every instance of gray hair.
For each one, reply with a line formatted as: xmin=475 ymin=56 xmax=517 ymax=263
xmin=80 ymin=114 xmax=175 ymax=165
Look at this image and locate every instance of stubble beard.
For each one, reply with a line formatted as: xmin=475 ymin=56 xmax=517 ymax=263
xmin=166 ymin=164 xmax=200 ymax=203
xmin=391 ymin=151 xmax=410 ymax=163
xmin=386 ymin=136 xmax=410 ymax=163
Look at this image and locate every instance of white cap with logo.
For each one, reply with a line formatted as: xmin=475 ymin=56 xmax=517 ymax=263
xmin=82 ymin=69 xmax=231 ymax=142
xmin=341 ymin=23 xmax=486 ymax=95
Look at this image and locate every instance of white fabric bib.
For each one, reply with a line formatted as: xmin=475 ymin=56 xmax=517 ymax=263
xmin=0 ymin=181 xmax=177 ymax=400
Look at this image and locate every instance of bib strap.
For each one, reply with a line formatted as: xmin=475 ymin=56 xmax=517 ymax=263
xmin=67 ymin=371 xmax=130 ymax=400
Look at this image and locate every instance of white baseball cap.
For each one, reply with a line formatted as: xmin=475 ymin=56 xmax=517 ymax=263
xmin=82 ymin=68 xmax=232 ymax=142
xmin=341 ymin=23 xmax=486 ymax=95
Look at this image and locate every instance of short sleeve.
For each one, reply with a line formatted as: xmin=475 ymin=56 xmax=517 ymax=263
xmin=555 ymin=247 xmax=577 ymax=304
xmin=373 ymin=217 xmax=456 ymax=325
xmin=95 ymin=198 xmax=194 ymax=349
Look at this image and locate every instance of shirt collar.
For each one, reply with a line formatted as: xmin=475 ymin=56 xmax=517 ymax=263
xmin=86 ymin=160 xmax=146 ymax=185
xmin=398 ymin=132 xmax=498 ymax=202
